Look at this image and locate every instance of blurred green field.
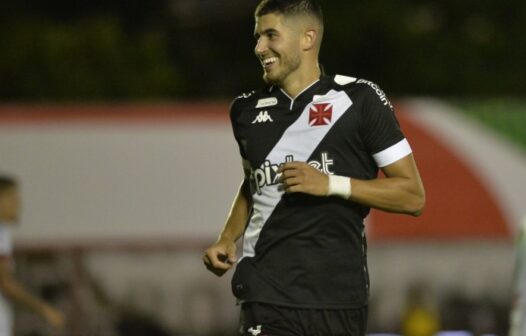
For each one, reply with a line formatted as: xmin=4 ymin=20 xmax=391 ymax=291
xmin=455 ymin=99 xmax=526 ymax=151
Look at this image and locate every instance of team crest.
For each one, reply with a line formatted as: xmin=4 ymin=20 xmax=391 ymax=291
xmin=309 ymin=103 xmax=333 ymax=126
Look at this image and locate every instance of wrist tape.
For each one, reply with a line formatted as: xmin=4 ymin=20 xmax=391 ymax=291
xmin=328 ymin=175 xmax=352 ymax=199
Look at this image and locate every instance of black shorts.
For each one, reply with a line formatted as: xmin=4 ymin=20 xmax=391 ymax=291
xmin=240 ymin=302 xmax=368 ymax=336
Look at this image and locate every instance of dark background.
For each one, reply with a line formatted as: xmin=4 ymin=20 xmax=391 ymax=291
xmin=0 ymin=0 xmax=524 ymax=101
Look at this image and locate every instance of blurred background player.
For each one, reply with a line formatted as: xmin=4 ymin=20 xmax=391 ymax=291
xmin=0 ymin=175 xmax=65 ymax=335
xmin=510 ymin=218 xmax=526 ymax=336
xmin=402 ymin=282 xmax=440 ymax=336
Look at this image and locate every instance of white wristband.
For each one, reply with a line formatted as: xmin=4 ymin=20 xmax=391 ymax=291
xmin=328 ymin=175 xmax=352 ymax=199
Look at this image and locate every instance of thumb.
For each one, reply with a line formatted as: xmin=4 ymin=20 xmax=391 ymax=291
xmin=227 ymin=244 xmax=238 ymax=263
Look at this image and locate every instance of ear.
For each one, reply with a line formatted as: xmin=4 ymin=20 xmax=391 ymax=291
xmin=302 ymin=28 xmax=317 ymax=51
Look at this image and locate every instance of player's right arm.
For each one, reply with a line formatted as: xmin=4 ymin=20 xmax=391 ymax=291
xmin=0 ymin=258 xmax=65 ymax=329
xmin=203 ymin=178 xmax=252 ymax=277
xmin=203 ymin=96 xmax=253 ymax=276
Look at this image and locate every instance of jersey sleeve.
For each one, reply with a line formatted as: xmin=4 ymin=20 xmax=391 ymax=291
xmin=358 ymin=83 xmax=412 ymax=167
xmin=0 ymin=226 xmax=13 ymax=257
xmin=229 ymin=99 xmax=248 ymax=160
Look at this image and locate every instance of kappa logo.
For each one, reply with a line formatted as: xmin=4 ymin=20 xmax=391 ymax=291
xmin=309 ymin=103 xmax=333 ymax=126
xmin=252 ymin=110 xmax=274 ymax=124
xmin=247 ymin=325 xmax=263 ymax=336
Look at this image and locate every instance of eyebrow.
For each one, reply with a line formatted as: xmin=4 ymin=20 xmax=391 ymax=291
xmin=254 ymin=28 xmax=279 ymax=39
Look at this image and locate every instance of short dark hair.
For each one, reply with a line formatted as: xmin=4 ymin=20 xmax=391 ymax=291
xmin=255 ymin=0 xmax=323 ymax=24
xmin=0 ymin=175 xmax=17 ymax=194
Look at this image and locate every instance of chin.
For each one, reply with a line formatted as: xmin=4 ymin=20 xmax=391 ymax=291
xmin=263 ymin=73 xmax=282 ymax=86
xmin=262 ymin=73 xmax=272 ymax=83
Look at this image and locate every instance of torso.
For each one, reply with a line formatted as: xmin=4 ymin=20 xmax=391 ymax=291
xmin=230 ymin=74 xmax=408 ymax=308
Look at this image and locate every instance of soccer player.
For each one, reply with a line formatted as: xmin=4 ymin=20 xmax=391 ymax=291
xmin=510 ymin=219 xmax=526 ymax=336
xmin=0 ymin=175 xmax=65 ymax=335
xmin=203 ymin=0 xmax=425 ymax=335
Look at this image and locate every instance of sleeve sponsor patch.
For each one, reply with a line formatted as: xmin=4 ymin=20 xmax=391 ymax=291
xmin=357 ymin=79 xmax=394 ymax=110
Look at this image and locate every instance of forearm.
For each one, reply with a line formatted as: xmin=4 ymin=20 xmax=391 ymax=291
xmin=280 ymin=156 xmax=425 ymax=216
xmin=0 ymin=278 xmax=49 ymax=316
xmin=349 ymin=176 xmax=425 ymax=216
xmin=218 ymin=179 xmax=252 ymax=242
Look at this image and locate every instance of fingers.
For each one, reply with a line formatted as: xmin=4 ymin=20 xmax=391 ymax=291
xmin=227 ymin=245 xmax=238 ymax=264
xmin=205 ymin=261 xmax=228 ymax=277
xmin=279 ymin=163 xmax=305 ymax=192
xmin=202 ymin=254 xmax=212 ymax=266
xmin=278 ymin=161 xmax=328 ymax=196
xmin=279 ymin=161 xmax=306 ymax=173
xmin=203 ymin=251 xmax=231 ymax=270
xmin=279 ymin=165 xmax=302 ymax=183
xmin=203 ymin=253 xmax=230 ymax=277
xmin=203 ymin=244 xmax=236 ymax=276
xmin=281 ymin=177 xmax=302 ymax=192
xmin=280 ymin=168 xmax=299 ymax=180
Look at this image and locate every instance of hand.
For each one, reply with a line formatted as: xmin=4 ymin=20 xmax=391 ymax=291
xmin=42 ymin=306 xmax=65 ymax=329
xmin=279 ymin=161 xmax=329 ymax=196
xmin=203 ymin=238 xmax=237 ymax=277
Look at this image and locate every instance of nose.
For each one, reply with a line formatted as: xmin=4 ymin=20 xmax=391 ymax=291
xmin=254 ymin=37 xmax=267 ymax=57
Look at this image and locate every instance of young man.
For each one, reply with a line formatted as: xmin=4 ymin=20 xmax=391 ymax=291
xmin=203 ymin=0 xmax=425 ymax=335
xmin=510 ymin=219 xmax=526 ymax=336
xmin=0 ymin=175 xmax=65 ymax=335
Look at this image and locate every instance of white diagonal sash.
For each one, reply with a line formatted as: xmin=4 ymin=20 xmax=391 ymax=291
xmin=242 ymin=90 xmax=353 ymax=258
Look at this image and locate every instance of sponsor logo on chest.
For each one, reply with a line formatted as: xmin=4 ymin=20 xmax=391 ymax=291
xmin=251 ymin=152 xmax=335 ymax=194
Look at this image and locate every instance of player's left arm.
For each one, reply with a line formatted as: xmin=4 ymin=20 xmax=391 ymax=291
xmin=280 ymin=82 xmax=425 ymax=216
xmin=348 ymin=153 xmax=425 ymax=216
xmin=279 ymin=153 xmax=425 ymax=216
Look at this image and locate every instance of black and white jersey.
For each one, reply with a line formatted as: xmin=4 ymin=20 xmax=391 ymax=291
xmin=230 ymin=74 xmax=412 ymax=309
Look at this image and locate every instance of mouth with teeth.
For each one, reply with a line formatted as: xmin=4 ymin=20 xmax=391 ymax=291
xmin=262 ymin=56 xmax=279 ymax=71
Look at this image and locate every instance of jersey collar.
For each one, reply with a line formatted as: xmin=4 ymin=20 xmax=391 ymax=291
xmin=271 ymin=74 xmax=329 ymax=110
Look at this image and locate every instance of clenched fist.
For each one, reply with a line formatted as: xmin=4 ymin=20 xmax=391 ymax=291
xmin=203 ymin=238 xmax=237 ymax=277
xmin=279 ymin=161 xmax=329 ymax=196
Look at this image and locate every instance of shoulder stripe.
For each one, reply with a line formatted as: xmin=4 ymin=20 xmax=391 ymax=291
xmin=334 ymin=75 xmax=357 ymax=85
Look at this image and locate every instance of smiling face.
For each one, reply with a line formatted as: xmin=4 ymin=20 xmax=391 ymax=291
xmin=254 ymin=13 xmax=303 ymax=86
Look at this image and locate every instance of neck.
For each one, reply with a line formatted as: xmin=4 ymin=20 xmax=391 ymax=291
xmin=280 ymin=62 xmax=321 ymax=98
